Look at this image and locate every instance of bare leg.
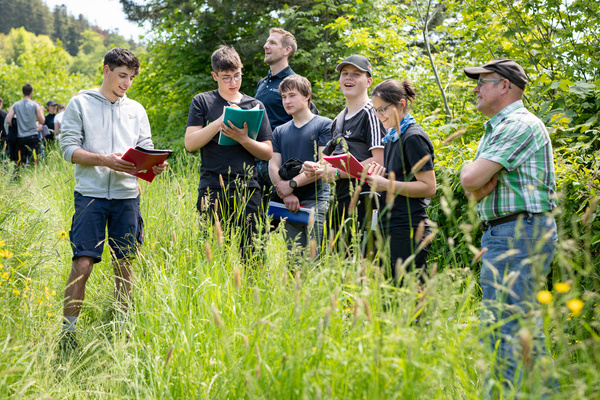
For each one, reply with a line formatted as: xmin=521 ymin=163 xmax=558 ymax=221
xmin=63 ymin=256 xmax=95 ymax=317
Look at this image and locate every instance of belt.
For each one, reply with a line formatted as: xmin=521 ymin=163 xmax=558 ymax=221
xmin=481 ymin=212 xmax=541 ymax=231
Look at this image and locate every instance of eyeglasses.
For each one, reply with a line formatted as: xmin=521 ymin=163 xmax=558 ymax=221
xmin=375 ymin=103 xmax=393 ymax=116
xmin=476 ymin=78 xmax=503 ymax=88
xmin=219 ymin=73 xmax=243 ymax=83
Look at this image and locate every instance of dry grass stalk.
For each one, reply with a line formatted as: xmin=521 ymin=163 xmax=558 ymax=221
xmin=361 ymin=297 xmax=373 ymax=323
xmin=415 ymin=219 xmax=426 ymax=243
xmin=309 ymin=239 xmax=317 ymax=259
xmin=171 ymin=232 xmax=177 ymax=243
xmin=417 ymin=232 xmax=436 ymax=252
xmin=583 ymin=197 xmax=599 ymax=224
xmin=348 ymin=185 xmax=362 ymax=213
xmin=386 ymin=171 xmax=396 ymax=206
xmin=177 ymin=182 xmax=182 ymax=196
xmin=164 ymin=346 xmax=174 ymax=367
xmin=213 ymin=212 xmax=223 ymax=245
xmin=211 ymin=303 xmax=223 ymax=328
xmin=410 ymin=154 xmax=431 ymax=175
xmin=442 ymin=128 xmax=467 ymax=145
xmin=519 ymin=328 xmax=533 ymax=367
xmin=233 ymin=267 xmax=241 ymax=289
xmin=471 ymin=247 xmax=488 ymax=266
xmin=219 ymin=174 xmax=225 ymax=188
xmin=204 ymin=241 xmax=213 ymax=262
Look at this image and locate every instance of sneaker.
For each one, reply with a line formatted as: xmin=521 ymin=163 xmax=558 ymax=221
xmin=58 ymin=331 xmax=78 ymax=360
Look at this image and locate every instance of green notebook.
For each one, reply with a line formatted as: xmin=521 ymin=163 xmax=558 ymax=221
xmin=218 ymin=105 xmax=265 ymax=146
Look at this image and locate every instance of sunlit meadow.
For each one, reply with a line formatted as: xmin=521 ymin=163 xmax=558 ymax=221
xmin=0 ymin=144 xmax=598 ymax=399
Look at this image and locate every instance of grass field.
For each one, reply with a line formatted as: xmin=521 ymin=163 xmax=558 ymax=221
xmin=0 ymin=147 xmax=598 ymax=399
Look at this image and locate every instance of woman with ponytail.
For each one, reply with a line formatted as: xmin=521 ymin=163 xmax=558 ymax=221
xmin=366 ymin=79 xmax=436 ymax=282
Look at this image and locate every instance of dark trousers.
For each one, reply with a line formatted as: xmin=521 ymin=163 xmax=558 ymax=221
xmin=11 ymin=135 xmax=41 ymax=165
xmin=197 ymin=186 xmax=263 ymax=262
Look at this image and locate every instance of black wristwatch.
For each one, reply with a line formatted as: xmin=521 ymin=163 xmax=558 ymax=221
xmin=289 ymin=179 xmax=297 ymax=189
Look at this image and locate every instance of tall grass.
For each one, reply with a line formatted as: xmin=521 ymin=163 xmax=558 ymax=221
xmin=0 ymin=146 xmax=598 ymax=399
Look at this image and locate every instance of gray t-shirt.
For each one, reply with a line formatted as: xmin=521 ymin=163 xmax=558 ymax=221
xmin=12 ymin=99 xmax=39 ymax=138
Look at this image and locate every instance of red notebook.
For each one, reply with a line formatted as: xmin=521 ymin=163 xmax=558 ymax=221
xmin=121 ymin=146 xmax=173 ymax=182
xmin=323 ymin=153 xmax=369 ymax=181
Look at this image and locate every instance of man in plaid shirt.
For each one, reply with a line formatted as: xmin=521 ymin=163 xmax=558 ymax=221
xmin=461 ymin=59 xmax=558 ymax=396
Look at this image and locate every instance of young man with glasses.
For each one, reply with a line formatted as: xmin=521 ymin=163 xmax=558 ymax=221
xmin=460 ymin=59 xmax=558 ymax=396
xmin=185 ymin=45 xmax=273 ymax=261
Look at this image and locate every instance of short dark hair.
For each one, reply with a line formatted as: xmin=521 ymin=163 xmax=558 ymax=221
xmin=279 ymin=75 xmax=311 ymax=106
xmin=269 ymin=28 xmax=297 ymax=59
xmin=372 ymin=79 xmax=417 ymax=106
xmin=22 ymin=84 xmax=33 ymax=96
xmin=211 ymin=46 xmax=243 ymax=73
xmin=103 ymin=48 xmax=140 ymax=75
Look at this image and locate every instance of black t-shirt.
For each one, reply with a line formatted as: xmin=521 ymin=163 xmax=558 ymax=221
xmin=0 ymin=109 xmax=7 ymax=140
xmin=324 ymin=102 xmax=385 ymax=201
xmin=44 ymin=113 xmax=56 ymax=140
xmin=186 ymin=90 xmax=273 ymax=190
xmin=381 ymin=123 xmax=435 ymax=228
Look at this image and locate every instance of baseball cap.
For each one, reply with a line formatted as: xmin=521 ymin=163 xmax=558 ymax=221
xmin=47 ymin=100 xmax=57 ymax=106
xmin=336 ymin=55 xmax=373 ymax=77
xmin=463 ymin=59 xmax=527 ymax=89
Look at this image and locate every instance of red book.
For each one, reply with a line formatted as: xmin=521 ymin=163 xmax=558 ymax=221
xmin=121 ymin=146 xmax=173 ymax=182
xmin=323 ymin=153 xmax=369 ymax=181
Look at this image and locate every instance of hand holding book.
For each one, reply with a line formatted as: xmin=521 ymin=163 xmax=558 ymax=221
xmin=121 ymin=146 xmax=172 ymax=182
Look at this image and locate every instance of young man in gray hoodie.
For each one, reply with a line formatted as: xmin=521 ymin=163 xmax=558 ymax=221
xmin=59 ymin=48 xmax=167 ymax=353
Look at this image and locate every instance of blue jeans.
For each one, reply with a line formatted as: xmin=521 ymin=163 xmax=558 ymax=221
xmin=479 ymin=214 xmax=558 ymax=396
xmin=283 ymin=198 xmax=328 ymax=257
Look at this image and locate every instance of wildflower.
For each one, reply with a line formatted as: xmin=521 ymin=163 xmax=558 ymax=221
xmin=567 ymin=299 xmax=584 ymax=316
xmin=555 ymin=282 xmax=570 ymax=293
xmin=13 ymin=289 xmax=20 ymax=296
xmin=537 ymin=290 xmax=552 ymax=304
xmin=0 ymin=240 xmax=5 ymax=247
xmin=59 ymin=231 xmax=68 ymax=239
xmin=0 ymin=249 xmax=14 ymax=259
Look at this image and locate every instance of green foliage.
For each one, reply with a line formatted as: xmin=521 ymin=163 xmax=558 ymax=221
xmin=0 ymin=29 xmax=92 ymax=108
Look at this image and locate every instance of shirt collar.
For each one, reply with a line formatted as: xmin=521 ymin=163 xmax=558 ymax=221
xmin=485 ymin=100 xmax=524 ymax=130
xmin=269 ymin=65 xmax=294 ymax=79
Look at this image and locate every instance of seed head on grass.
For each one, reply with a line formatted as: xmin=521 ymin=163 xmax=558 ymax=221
xmin=213 ymin=212 xmax=223 ymax=245
xmin=211 ymin=303 xmax=223 ymax=328
xmin=233 ymin=267 xmax=241 ymax=289
xmin=348 ymin=185 xmax=362 ymax=213
xmin=309 ymin=239 xmax=317 ymax=259
xmin=415 ymin=219 xmax=426 ymax=243
xmin=410 ymin=154 xmax=431 ymax=175
xmin=519 ymin=328 xmax=533 ymax=367
xmin=165 ymin=346 xmax=174 ymax=366
xmin=442 ymin=128 xmax=467 ymax=145
xmin=386 ymin=171 xmax=396 ymax=206
xmin=582 ymin=197 xmax=599 ymax=225
xmin=177 ymin=183 xmax=182 ymax=196
xmin=204 ymin=241 xmax=213 ymax=262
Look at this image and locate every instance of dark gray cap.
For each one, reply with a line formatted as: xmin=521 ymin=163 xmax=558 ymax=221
xmin=336 ymin=55 xmax=373 ymax=77
xmin=46 ymin=100 xmax=57 ymax=106
xmin=464 ymin=58 xmax=527 ymax=89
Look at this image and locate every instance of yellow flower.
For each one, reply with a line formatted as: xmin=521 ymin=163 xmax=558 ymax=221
xmin=59 ymin=231 xmax=67 ymax=239
xmin=0 ymin=240 xmax=5 ymax=247
xmin=537 ymin=290 xmax=552 ymax=304
xmin=567 ymin=299 xmax=584 ymax=316
xmin=13 ymin=289 xmax=20 ymax=296
xmin=555 ymin=282 xmax=570 ymax=293
xmin=0 ymin=249 xmax=14 ymax=259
